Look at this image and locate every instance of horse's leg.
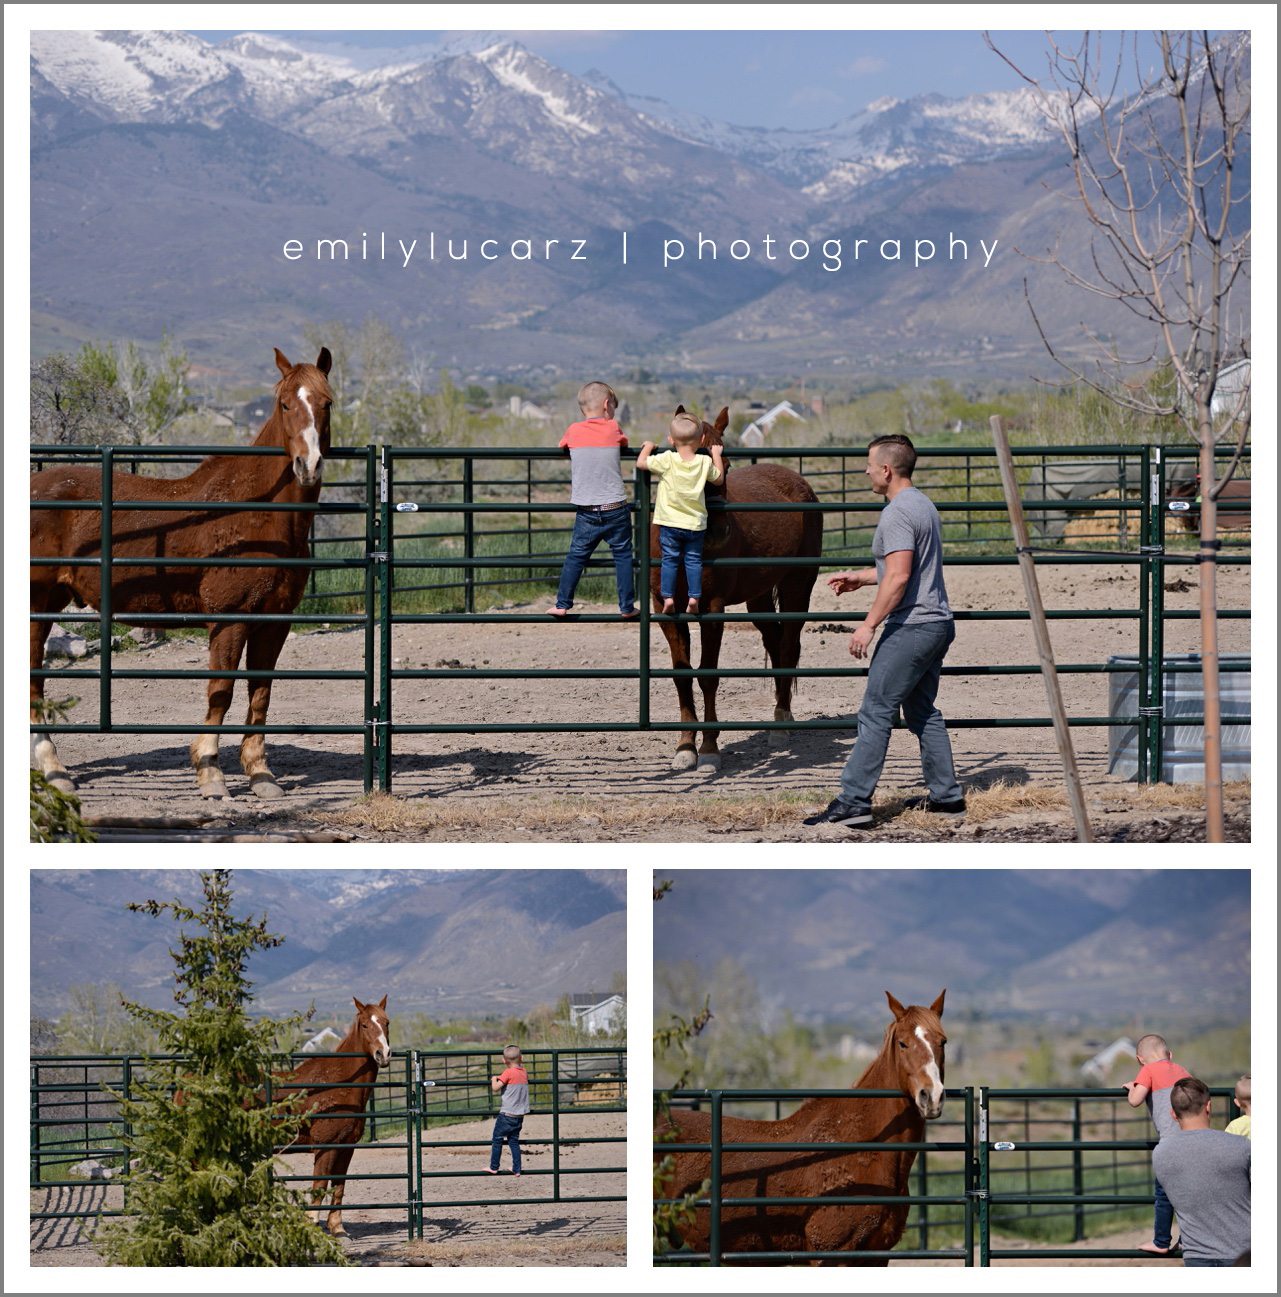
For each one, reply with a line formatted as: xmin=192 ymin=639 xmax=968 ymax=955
xmin=696 ymin=598 xmax=725 ymax=771
xmin=309 ymin=1146 xmax=334 ymax=1229
xmin=190 ymin=621 xmax=247 ymax=799
xmin=656 ymin=593 xmax=701 ymax=770
xmin=238 ymin=619 xmax=291 ymax=799
xmin=768 ymin=571 xmax=817 ymax=748
xmin=30 ymin=576 xmax=75 ymax=792
xmin=745 ymin=592 xmax=791 ymax=748
xmin=324 ymin=1145 xmax=355 ymax=1237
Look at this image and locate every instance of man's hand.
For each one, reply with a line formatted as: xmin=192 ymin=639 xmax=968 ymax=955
xmin=849 ymin=623 xmax=876 ymax=658
xmin=828 ymin=571 xmax=870 ymax=596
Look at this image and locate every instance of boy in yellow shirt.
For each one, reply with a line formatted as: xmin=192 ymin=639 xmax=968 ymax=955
xmin=638 ymin=414 xmax=724 ymax=614
xmin=1226 ymin=1074 xmax=1251 ymax=1138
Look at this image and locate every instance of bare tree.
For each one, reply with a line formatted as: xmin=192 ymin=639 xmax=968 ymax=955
xmin=986 ymin=30 xmax=1250 ymax=841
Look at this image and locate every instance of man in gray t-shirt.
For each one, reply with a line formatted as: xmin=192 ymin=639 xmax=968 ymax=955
xmin=805 ymin=434 xmax=964 ymax=829
xmin=1152 ymin=1077 xmax=1250 ymax=1266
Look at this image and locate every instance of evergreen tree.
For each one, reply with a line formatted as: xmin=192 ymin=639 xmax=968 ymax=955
xmin=99 ymin=870 xmax=347 ymax=1266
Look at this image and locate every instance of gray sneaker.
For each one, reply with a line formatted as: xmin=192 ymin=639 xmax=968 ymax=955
xmin=803 ymin=799 xmax=874 ymax=828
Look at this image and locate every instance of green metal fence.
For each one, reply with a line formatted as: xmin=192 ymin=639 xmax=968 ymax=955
xmin=31 ymin=442 xmax=1250 ymax=795
xmin=30 ymin=1045 xmax=625 ymax=1244
xmin=654 ymin=1084 xmax=1237 ymax=1266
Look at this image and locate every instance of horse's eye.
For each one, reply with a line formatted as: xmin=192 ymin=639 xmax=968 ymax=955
xmin=898 ymin=1039 xmax=907 ymax=1049
xmin=281 ymin=402 xmax=290 ymax=411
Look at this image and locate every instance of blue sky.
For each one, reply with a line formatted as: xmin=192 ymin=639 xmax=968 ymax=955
xmin=188 ymin=28 xmax=1161 ymax=130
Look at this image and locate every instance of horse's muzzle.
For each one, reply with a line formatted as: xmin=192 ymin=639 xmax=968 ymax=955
xmin=918 ymin=1093 xmax=945 ymax=1121
xmin=293 ymin=457 xmax=323 ymax=487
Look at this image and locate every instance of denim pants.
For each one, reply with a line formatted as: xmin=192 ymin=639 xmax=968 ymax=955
xmin=839 ymin=618 xmax=963 ymax=812
xmin=658 ymin=525 xmax=705 ymax=600
xmin=490 ymin=1112 xmax=524 ymax=1172
xmin=1153 ymin=1176 xmax=1174 ymax=1248
xmin=554 ymin=507 xmax=635 ymax=611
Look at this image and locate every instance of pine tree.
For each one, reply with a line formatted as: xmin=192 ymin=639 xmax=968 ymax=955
xmin=99 ymin=870 xmax=348 ymax=1266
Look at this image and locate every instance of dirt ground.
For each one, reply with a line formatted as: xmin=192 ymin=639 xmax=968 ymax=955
xmin=29 ymin=1112 xmax=626 ymax=1268
xmin=37 ymin=563 xmax=1251 ymax=843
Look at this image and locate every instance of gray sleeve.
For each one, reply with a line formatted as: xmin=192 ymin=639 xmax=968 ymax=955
xmin=879 ymin=504 xmax=917 ymax=555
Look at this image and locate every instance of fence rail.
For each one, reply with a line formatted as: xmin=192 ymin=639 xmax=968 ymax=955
xmin=30 ymin=1045 xmax=625 ymax=1241
xmin=654 ymin=1084 xmax=1238 ymax=1266
xmin=31 ymin=441 xmax=1250 ymax=793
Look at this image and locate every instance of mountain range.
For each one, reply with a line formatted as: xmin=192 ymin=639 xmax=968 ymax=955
xmin=30 ymin=869 xmax=626 ymax=1020
xmin=30 ymin=30 xmax=1249 ymax=382
xmin=653 ymin=870 xmax=1250 ymax=1028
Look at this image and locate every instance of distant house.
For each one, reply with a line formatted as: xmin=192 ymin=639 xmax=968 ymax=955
xmin=741 ymin=400 xmax=806 ymax=444
xmin=1079 ymin=1036 xmax=1136 ymax=1086
xmin=1211 ymin=357 xmax=1250 ymax=425
xmin=509 ymin=395 xmax=553 ymax=423
xmin=301 ymin=1027 xmax=343 ymax=1054
xmin=568 ymin=992 xmax=625 ymax=1036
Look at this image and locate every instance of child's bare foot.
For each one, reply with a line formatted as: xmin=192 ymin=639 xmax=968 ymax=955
xmin=686 ymin=598 xmax=700 ymax=615
xmin=546 ymin=606 xmax=569 ymax=617
xmin=1138 ymin=1242 xmax=1171 ymax=1254
xmin=661 ymin=598 xmax=676 ymax=615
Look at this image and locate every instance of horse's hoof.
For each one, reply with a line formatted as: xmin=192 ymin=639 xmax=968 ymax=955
xmin=249 ymin=773 xmax=285 ymax=800
xmin=768 ymin=729 xmax=790 ymax=749
xmin=697 ymin=753 xmax=722 ymax=772
xmin=198 ymin=776 xmax=231 ymax=800
xmin=671 ymin=749 xmax=698 ymax=772
xmin=42 ymin=772 xmax=78 ymax=794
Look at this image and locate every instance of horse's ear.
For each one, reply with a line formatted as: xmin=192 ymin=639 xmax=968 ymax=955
xmin=275 ymin=348 xmax=292 ymax=378
xmin=931 ymin=989 xmax=946 ymax=1017
xmin=714 ymin=407 xmax=729 ymax=433
xmin=352 ymin=997 xmax=365 ymax=1012
xmin=316 ymin=347 xmax=332 ymax=376
xmin=674 ymin=404 xmax=686 ymax=416
xmin=886 ymin=991 xmax=908 ymax=1021
xmin=378 ymin=995 xmax=387 ymax=1010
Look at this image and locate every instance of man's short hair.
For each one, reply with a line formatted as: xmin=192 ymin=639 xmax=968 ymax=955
xmin=670 ymin=413 xmax=702 ymax=445
xmin=1170 ymin=1076 xmax=1212 ymax=1117
xmin=1136 ymin=1033 xmax=1170 ymax=1059
xmin=868 ymin=433 xmax=917 ymax=477
xmin=577 ymin=381 xmax=616 ymax=414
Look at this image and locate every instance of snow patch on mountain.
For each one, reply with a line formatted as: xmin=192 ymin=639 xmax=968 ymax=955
xmin=475 ymin=43 xmax=601 ymax=135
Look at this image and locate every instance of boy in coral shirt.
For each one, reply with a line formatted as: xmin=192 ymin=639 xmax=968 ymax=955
xmin=1124 ymin=1032 xmax=1192 ymax=1254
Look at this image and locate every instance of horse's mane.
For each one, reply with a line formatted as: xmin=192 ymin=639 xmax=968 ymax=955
xmin=273 ymin=363 xmax=333 ymax=403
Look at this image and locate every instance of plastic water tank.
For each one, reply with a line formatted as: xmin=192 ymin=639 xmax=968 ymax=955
xmin=1108 ymin=654 xmax=1251 ymax=782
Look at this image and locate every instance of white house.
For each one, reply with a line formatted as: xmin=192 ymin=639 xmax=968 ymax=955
xmin=568 ymin=993 xmax=625 ymax=1036
xmin=1211 ymin=357 xmax=1250 ymax=425
xmin=301 ymin=1027 xmax=343 ymax=1053
xmin=741 ymin=400 xmax=806 ymax=444
xmin=509 ymin=395 xmax=553 ymax=423
xmin=1079 ymin=1036 xmax=1136 ymax=1086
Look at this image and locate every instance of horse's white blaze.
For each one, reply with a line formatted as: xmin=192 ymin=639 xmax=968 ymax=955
xmin=294 ymin=386 xmax=322 ymax=476
xmin=372 ymin=1015 xmax=389 ymax=1061
xmin=915 ymin=1025 xmax=944 ymax=1103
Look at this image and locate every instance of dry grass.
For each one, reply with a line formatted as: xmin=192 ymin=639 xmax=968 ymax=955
xmin=322 ymin=781 xmax=1250 ymax=837
xmin=407 ymin=1234 xmax=626 ymax=1267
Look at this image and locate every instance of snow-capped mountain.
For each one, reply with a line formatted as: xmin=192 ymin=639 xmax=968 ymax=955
xmin=28 ymin=30 xmax=1249 ymax=381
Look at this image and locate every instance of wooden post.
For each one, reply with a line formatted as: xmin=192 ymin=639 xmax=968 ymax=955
xmin=990 ymin=416 xmax=1094 ymax=842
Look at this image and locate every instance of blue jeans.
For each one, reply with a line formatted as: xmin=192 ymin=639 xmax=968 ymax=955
xmin=490 ymin=1112 xmax=524 ymax=1172
xmin=839 ymin=619 xmax=963 ymax=813
xmin=554 ymin=507 xmax=635 ymax=611
xmin=1153 ymin=1176 xmax=1174 ymax=1249
xmin=658 ymin=525 xmax=705 ymax=600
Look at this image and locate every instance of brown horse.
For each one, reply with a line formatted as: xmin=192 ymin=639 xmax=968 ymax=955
xmin=277 ymin=996 xmax=391 ymax=1237
xmin=655 ymin=990 xmax=947 ymax=1265
xmin=30 ymin=347 xmax=333 ymax=800
xmin=1169 ymin=474 xmax=1251 ymax=533
xmin=650 ymin=406 xmax=822 ymax=770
